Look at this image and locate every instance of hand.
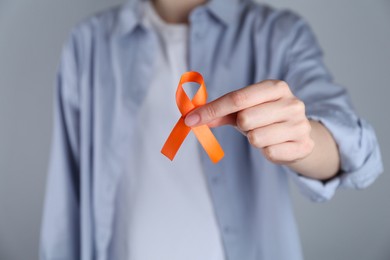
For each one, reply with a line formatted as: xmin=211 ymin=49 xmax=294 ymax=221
xmin=184 ymin=80 xmax=315 ymax=165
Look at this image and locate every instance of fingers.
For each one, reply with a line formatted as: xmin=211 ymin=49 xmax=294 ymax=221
xmin=184 ymin=80 xmax=292 ymax=127
xmin=247 ymin=120 xmax=311 ymax=149
xmin=236 ymin=97 xmax=305 ymax=132
xmin=262 ymin=139 xmax=315 ymax=164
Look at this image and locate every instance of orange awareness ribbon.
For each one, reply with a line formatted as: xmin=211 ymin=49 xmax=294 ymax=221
xmin=161 ymin=71 xmax=224 ymax=163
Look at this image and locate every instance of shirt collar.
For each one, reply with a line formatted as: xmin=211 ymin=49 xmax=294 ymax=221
xmin=205 ymin=0 xmax=247 ymax=25
xmin=117 ymin=0 xmax=143 ymax=36
xmin=116 ymin=0 xmax=248 ymax=36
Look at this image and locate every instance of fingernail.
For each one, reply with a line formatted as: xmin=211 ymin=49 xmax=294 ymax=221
xmin=185 ymin=113 xmax=200 ymax=126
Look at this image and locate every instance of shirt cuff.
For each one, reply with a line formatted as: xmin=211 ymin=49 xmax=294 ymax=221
xmin=288 ymin=109 xmax=383 ymax=202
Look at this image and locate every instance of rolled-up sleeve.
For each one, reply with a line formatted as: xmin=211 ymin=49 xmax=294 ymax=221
xmin=40 ymin=29 xmax=81 ymax=259
xmin=280 ymin=15 xmax=383 ymax=202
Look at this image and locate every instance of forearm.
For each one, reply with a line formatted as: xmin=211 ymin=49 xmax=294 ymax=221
xmin=287 ymin=120 xmax=340 ymax=181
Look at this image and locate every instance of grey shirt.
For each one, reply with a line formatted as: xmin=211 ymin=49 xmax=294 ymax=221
xmin=40 ymin=0 xmax=383 ymax=259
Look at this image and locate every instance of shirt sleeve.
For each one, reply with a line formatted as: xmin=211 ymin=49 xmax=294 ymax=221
xmin=40 ymin=29 xmax=81 ymax=259
xmin=280 ymin=14 xmax=383 ymax=202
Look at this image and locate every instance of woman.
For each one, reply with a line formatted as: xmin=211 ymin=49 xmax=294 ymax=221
xmin=40 ymin=0 xmax=382 ymax=259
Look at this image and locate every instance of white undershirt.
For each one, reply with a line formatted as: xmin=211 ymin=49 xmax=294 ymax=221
xmin=112 ymin=2 xmax=225 ymax=260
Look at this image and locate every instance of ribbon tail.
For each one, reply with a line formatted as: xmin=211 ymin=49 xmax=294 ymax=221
xmin=192 ymin=125 xmax=224 ymax=163
xmin=161 ymin=117 xmax=191 ymax=160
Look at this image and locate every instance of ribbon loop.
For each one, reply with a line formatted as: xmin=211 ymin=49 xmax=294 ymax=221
xmin=161 ymin=71 xmax=224 ymax=163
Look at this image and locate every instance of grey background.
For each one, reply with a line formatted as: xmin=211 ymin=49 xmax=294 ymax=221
xmin=0 ymin=0 xmax=389 ymax=259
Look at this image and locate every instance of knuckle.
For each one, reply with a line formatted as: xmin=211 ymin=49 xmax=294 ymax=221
xmin=290 ymin=98 xmax=305 ymax=115
xmin=263 ymin=146 xmax=277 ymax=162
xmin=296 ymin=139 xmax=314 ymax=160
xmin=230 ymin=90 xmax=247 ymax=108
xmin=236 ymin=111 xmax=251 ymax=131
xmin=275 ymin=80 xmax=290 ymax=95
xmin=296 ymin=120 xmax=311 ymax=136
xmin=247 ymin=131 xmax=261 ymax=148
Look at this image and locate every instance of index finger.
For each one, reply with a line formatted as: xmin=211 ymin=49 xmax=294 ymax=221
xmin=184 ymin=80 xmax=290 ymax=127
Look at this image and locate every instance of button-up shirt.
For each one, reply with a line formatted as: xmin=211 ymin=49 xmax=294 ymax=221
xmin=40 ymin=0 xmax=383 ymax=259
